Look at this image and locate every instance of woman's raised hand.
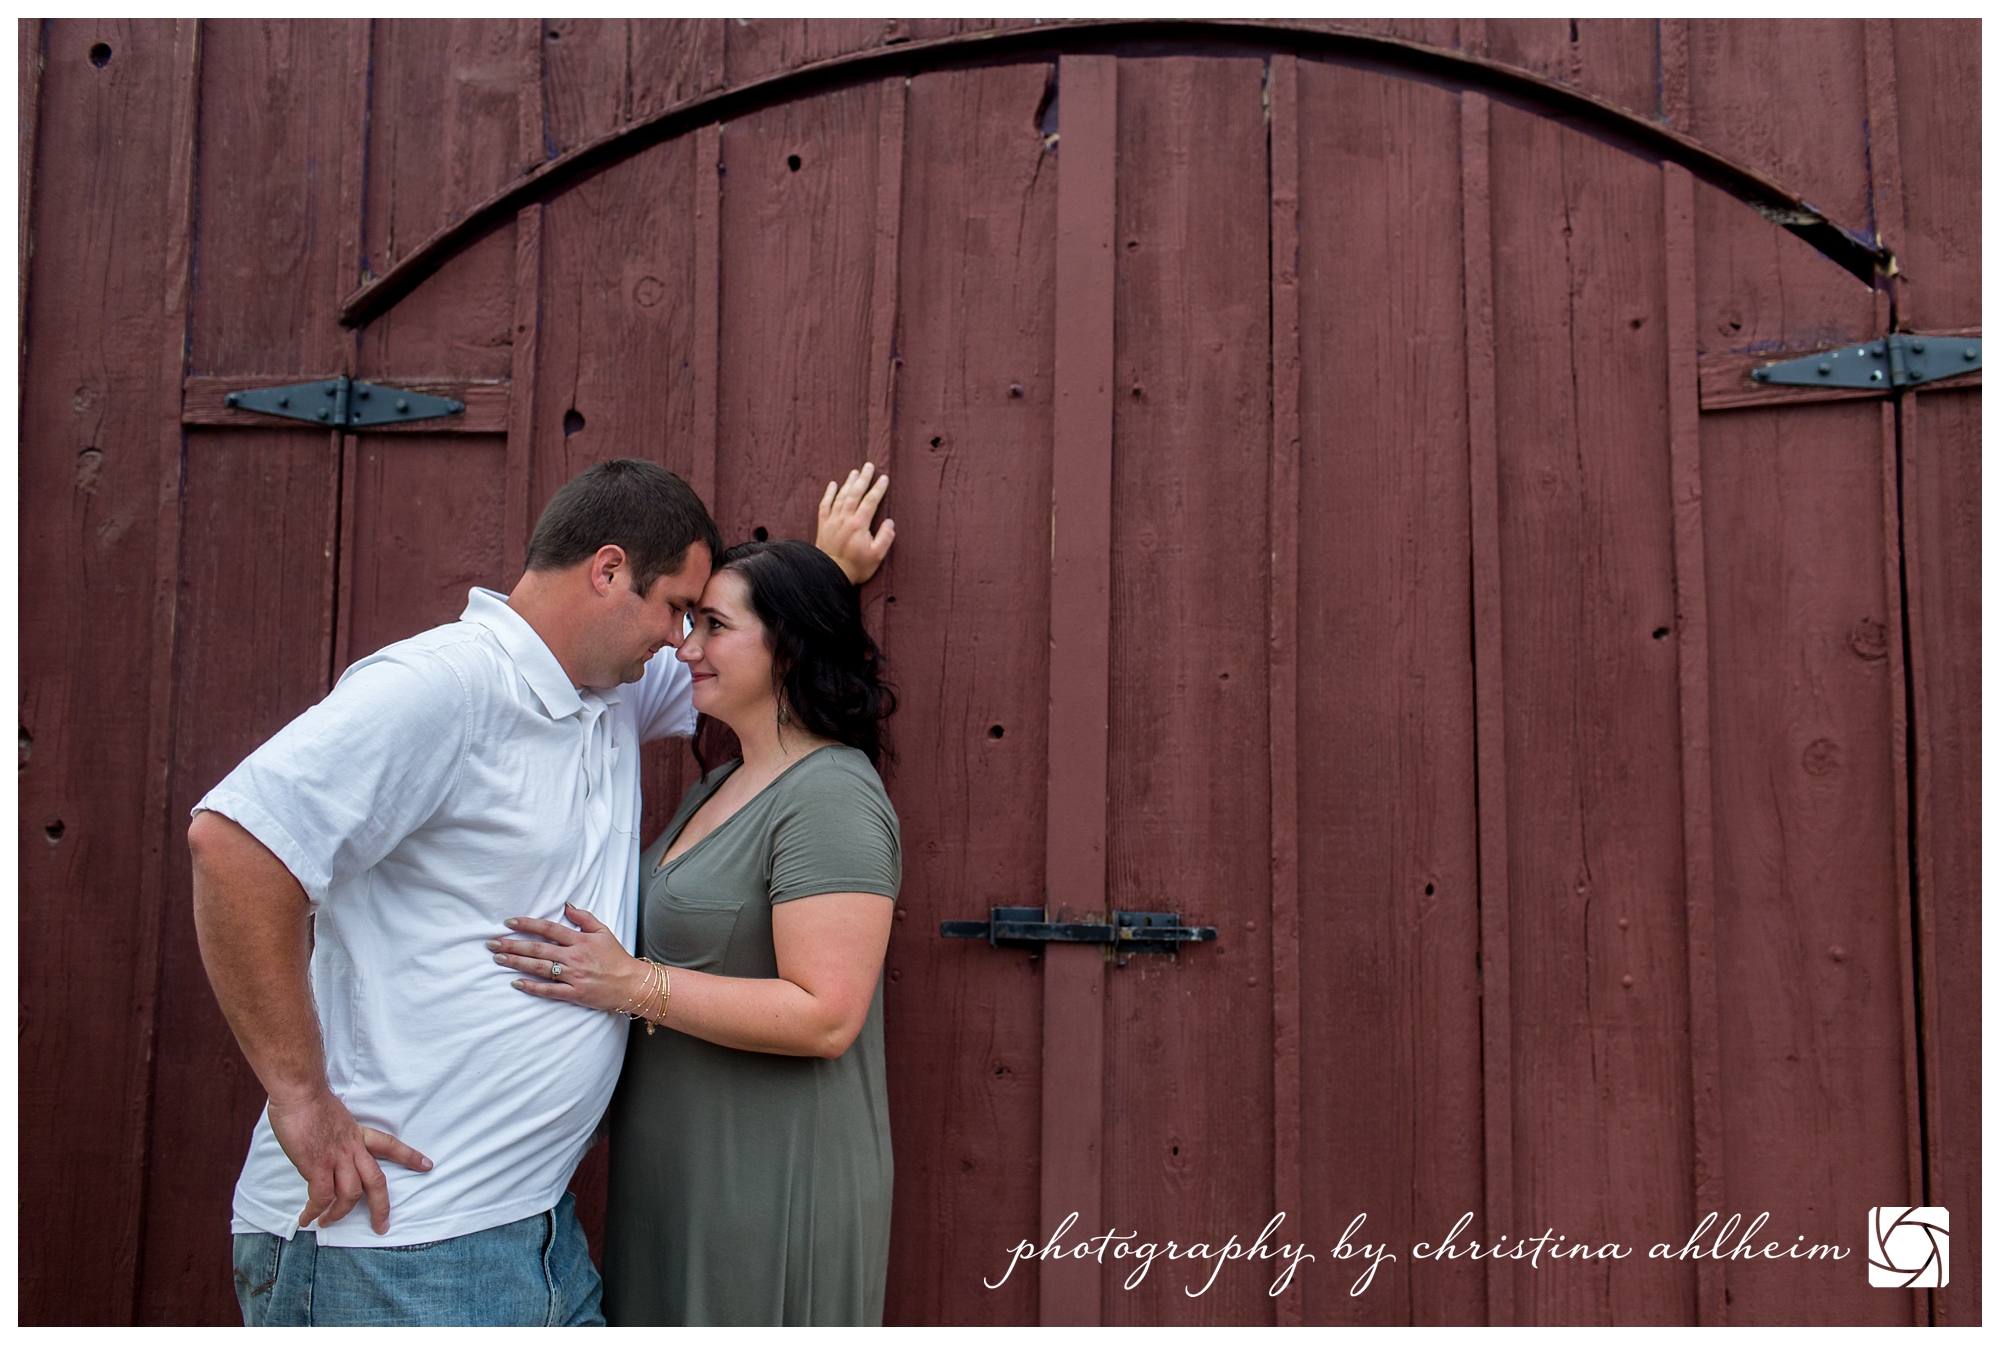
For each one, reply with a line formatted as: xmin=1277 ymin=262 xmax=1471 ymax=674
xmin=489 ymin=902 xmax=643 ymax=1014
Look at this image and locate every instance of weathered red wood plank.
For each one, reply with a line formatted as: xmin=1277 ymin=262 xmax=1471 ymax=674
xmin=1459 ymin=86 xmax=1516 ymax=1330
xmin=18 ymin=17 xmax=43 ymax=387
xmin=1489 ymin=19 xmax=1659 ymax=116
xmin=1891 ymin=17 xmax=1982 ymax=1326
xmin=1292 ymin=57 xmax=1482 ymax=1327
xmin=140 ymin=432 xmax=339 ymax=1324
xmin=128 ymin=17 xmax=207 ymax=1325
xmin=529 ymin=135 xmax=698 ymax=510
xmin=1688 ymin=21 xmax=1876 ymax=363
xmin=1897 ymin=390 xmax=1981 ymax=1326
xmin=339 ymin=435 xmax=512 ymax=662
xmin=181 ymin=375 xmax=511 ymax=431
xmin=18 ymin=19 xmax=190 ymax=1325
xmin=1663 ymin=158 xmax=1727 ymax=1328
xmin=1040 ymin=51 xmax=1115 ymax=1329
xmin=1101 ymin=53 xmax=1273 ymax=1327
xmin=629 ymin=19 xmax=725 ymax=121
xmin=1263 ymin=49 xmax=1304 ymax=1332
xmin=361 ymin=19 xmax=526 ymax=280
xmin=858 ymin=74 xmax=904 ymax=643
xmin=713 ymin=80 xmax=881 ymax=545
xmin=1891 ymin=20 xmax=1981 ymax=333
xmin=687 ymin=121 xmax=721 ymax=511
xmin=1862 ymin=26 xmax=1928 ymax=1328
xmin=504 ymin=208 xmax=542 ymax=572
xmin=881 ymin=60 xmax=1056 ymax=1325
xmin=1699 ymin=403 xmax=1914 ymax=1328
xmin=541 ymin=18 xmax=629 ymax=156
xmin=1490 ymin=98 xmax=1696 ymax=1324
xmin=724 ymin=17 xmax=886 ymax=87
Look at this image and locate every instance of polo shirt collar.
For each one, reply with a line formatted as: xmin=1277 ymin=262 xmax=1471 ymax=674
xmin=461 ymin=587 xmax=588 ymax=720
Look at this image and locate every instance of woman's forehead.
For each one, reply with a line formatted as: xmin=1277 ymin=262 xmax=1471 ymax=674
xmin=696 ymin=567 xmax=752 ymax=615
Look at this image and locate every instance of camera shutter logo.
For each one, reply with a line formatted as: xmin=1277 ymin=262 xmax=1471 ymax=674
xmin=1867 ymin=1207 xmax=1947 ymax=1288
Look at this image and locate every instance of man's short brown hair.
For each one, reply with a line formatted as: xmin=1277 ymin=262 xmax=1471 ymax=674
xmin=524 ymin=459 xmax=724 ymax=593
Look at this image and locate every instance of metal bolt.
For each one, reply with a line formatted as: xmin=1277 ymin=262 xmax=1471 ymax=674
xmin=277 ymin=396 xmax=289 ymax=407
xmin=1873 ymin=345 xmax=1886 ymax=357
xmin=396 ymin=399 xmax=409 ymax=412
xmin=1967 ymin=348 xmax=1979 ymax=361
xmin=1911 ymin=340 xmax=1926 ymax=354
xmin=1818 ymin=363 xmax=1831 ymax=375
xmin=1752 ymin=368 xmax=1769 ymax=381
xmin=356 ymin=387 xmax=370 ymax=399
xmin=225 ymin=392 xmax=239 ymax=406
xmin=316 ymin=408 xmax=329 ymax=419
xmin=1870 ymin=369 xmax=1884 ymax=381
xmin=1908 ymin=372 xmax=1923 ymax=383
xmin=325 ymin=384 xmax=338 ymax=395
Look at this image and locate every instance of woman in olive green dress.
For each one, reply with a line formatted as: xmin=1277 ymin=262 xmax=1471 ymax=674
xmin=496 ymin=539 xmax=899 ymax=1325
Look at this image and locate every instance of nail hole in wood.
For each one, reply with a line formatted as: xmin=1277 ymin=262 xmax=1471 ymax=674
xmin=45 ymin=819 xmax=65 ymax=842
xmin=929 ymin=436 xmax=942 ymax=448
xmin=787 ymin=154 xmax=802 ymax=172
xmin=88 ymin=43 xmax=111 ymax=68
xmin=19 ymin=726 xmax=32 ymax=768
xmin=1652 ymin=626 xmax=1670 ymax=639
xmin=752 ymin=526 xmax=769 ymax=542
xmin=987 ymin=725 xmax=1004 ymax=739
xmin=562 ymin=408 xmax=584 ymax=437
xmin=1424 ymin=883 xmax=1435 ymax=895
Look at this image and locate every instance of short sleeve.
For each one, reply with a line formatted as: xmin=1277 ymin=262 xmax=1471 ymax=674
xmin=193 ymin=652 xmax=470 ymax=905
xmin=767 ymin=755 xmax=901 ymax=905
xmin=628 ymin=646 xmax=697 ymax=743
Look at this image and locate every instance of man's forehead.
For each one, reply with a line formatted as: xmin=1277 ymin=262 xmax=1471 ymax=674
xmin=648 ymin=546 xmax=712 ymax=603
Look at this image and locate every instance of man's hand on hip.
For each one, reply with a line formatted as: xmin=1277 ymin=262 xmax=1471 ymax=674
xmin=268 ymin=1088 xmax=432 ymax=1235
xmin=815 ymin=461 xmax=895 ymax=584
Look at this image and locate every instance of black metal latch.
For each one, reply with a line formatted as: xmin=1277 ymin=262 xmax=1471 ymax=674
xmin=941 ymin=906 xmax=1218 ymax=957
xmin=1752 ymin=334 xmax=1980 ymax=391
xmin=223 ymin=376 xmax=465 ymax=428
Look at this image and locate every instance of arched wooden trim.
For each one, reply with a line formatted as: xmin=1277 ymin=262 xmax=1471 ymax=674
xmin=339 ymin=17 xmax=1892 ymax=327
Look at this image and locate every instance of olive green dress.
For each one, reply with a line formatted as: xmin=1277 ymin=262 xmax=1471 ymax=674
xmin=601 ymin=745 xmax=900 ymax=1327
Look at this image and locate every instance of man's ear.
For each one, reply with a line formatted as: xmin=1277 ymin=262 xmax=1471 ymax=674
xmin=587 ymin=544 xmax=629 ymax=597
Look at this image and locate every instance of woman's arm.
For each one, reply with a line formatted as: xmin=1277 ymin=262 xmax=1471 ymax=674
xmin=495 ymin=893 xmax=895 ymax=1059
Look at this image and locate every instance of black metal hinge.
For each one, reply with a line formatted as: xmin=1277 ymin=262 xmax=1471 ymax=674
xmin=1752 ymin=334 xmax=1980 ymax=391
xmin=222 ymin=376 xmax=465 ymax=428
xmin=941 ymin=905 xmax=1218 ymax=959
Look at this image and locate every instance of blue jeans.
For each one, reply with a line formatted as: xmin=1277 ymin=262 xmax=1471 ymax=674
xmin=231 ymin=1192 xmax=604 ymax=1326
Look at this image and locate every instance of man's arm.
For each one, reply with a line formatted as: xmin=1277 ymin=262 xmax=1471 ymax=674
xmin=189 ymin=811 xmax=430 ymax=1233
xmin=815 ymin=461 xmax=895 ymax=584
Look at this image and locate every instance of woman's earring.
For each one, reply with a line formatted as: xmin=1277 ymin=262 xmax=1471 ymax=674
xmin=777 ymin=701 xmax=791 ymax=727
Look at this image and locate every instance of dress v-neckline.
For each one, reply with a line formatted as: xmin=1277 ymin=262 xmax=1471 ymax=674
xmin=651 ymin=745 xmax=834 ymax=877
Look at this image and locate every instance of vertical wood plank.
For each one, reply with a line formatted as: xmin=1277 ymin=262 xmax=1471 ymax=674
xmin=1888 ymin=18 xmax=1981 ymax=1326
xmin=517 ymin=15 xmax=545 ymax=174
xmin=689 ymin=121 xmax=721 ymax=511
xmin=18 ymin=17 xmax=43 ymax=387
xmin=1658 ymin=27 xmax=1726 ymax=1326
xmin=1489 ymin=94 xmax=1694 ymax=1325
xmin=1292 ymin=55 xmax=1480 ymax=1326
xmin=1101 ymin=53 xmax=1273 ymax=1326
xmin=1862 ymin=18 xmax=1929 ymax=1330
xmin=1040 ymin=51 xmax=1115 ymax=1329
xmin=629 ymin=19 xmax=725 ymax=120
xmin=860 ymin=74 xmax=906 ymax=641
xmin=1459 ymin=87 xmax=1514 ymax=1330
xmin=1662 ymin=157 xmax=1727 ymax=1329
xmin=882 ymin=62 xmax=1056 ymax=1324
xmin=1264 ymin=49 xmax=1304 ymax=1333
xmin=505 ymin=206 xmax=542 ymax=573
xmin=540 ymin=17 xmax=630 ymax=155
xmin=128 ymin=17 xmax=205 ymax=1321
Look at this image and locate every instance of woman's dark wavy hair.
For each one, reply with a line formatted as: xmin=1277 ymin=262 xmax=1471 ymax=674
xmin=691 ymin=538 xmax=896 ymax=772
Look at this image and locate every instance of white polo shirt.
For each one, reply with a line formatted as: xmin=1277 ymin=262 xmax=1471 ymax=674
xmin=195 ymin=586 xmax=694 ymax=1247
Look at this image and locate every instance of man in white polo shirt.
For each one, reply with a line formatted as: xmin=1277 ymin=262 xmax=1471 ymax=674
xmin=189 ymin=458 xmax=891 ymax=1326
